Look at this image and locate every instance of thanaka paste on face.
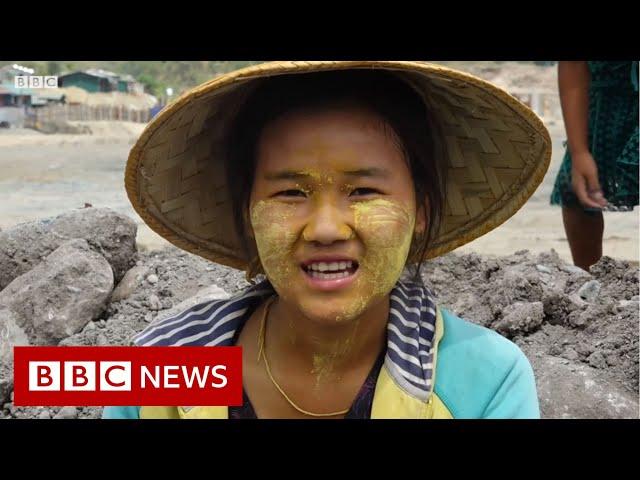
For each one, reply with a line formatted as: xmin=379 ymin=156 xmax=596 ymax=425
xmin=248 ymin=108 xmax=419 ymax=387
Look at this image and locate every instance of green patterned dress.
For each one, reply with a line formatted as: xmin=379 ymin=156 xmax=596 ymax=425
xmin=550 ymin=61 xmax=639 ymax=211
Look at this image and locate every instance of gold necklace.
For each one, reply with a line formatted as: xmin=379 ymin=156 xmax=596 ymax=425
xmin=257 ymin=296 xmax=350 ymax=418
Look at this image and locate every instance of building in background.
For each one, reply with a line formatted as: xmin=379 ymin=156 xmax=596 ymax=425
xmin=58 ymin=70 xmax=119 ymax=92
xmin=0 ymin=84 xmax=32 ymax=107
xmin=58 ymin=69 xmax=145 ymax=94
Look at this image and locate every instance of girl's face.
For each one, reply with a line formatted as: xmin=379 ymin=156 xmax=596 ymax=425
xmin=249 ymin=106 xmax=426 ymax=324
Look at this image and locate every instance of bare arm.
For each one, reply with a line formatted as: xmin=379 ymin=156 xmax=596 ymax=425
xmin=558 ymin=61 xmax=591 ymax=157
xmin=558 ymin=61 xmax=607 ymax=208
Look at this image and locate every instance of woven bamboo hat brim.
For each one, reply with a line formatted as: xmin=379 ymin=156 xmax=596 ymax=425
xmin=125 ymin=61 xmax=551 ymax=271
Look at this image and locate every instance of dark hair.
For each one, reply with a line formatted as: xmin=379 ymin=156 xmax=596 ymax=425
xmin=224 ymin=69 xmax=447 ymax=282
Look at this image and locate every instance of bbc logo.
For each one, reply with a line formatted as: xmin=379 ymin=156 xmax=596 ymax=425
xmin=13 ymin=346 xmax=241 ymax=406
xmin=14 ymin=76 xmax=59 ymax=89
xmin=29 ymin=361 xmax=132 ymax=391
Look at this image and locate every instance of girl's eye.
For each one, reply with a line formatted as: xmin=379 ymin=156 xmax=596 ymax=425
xmin=350 ymin=187 xmax=381 ymax=197
xmin=276 ymin=189 xmax=307 ymax=198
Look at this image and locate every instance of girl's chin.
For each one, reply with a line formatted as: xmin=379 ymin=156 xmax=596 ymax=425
xmin=291 ymin=297 xmax=370 ymax=324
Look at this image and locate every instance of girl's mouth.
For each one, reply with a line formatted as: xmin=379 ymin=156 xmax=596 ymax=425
xmin=300 ymin=259 xmax=359 ymax=291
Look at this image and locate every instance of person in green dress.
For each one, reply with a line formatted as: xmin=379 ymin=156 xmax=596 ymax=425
xmin=551 ymin=61 xmax=639 ymax=271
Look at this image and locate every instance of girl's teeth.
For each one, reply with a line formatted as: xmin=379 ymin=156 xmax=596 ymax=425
xmin=309 ymin=270 xmax=350 ymax=280
xmin=306 ymin=261 xmax=355 ymax=273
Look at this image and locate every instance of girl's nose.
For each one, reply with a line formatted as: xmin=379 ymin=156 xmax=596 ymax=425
xmin=302 ymin=202 xmax=354 ymax=245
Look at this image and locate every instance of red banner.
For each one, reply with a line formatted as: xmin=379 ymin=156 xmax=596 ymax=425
xmin=13 ymin=346 xmax=242 ymax=407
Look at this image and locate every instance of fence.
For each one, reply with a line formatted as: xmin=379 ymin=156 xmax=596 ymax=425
xmin=0 ymin=107 xmax=26 ymax=128
xmin=24 ymin=104 xmax=151 ymax=127
xmin=17 ymin=92 xmax=561 ymax=131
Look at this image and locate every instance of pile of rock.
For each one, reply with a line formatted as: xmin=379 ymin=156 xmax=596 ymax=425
xmin=418 ymin=249 xmax=639 ymax=418
xmin=0 ymin=208 xmax=137 ymax=409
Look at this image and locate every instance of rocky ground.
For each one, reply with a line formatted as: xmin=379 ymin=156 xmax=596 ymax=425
xmin=416 ymin=250 xmax=639 ymax=418
xmin=0 ymin=208 xmax=638 ymax=419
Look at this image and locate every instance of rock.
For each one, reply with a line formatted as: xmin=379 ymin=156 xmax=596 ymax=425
xmin=535 ymin=249 xmax=561 ymax=265
xmin=150 ymin=285 xmax=231 ymax=326
xmin=494 ymin=301 xmax=544 ymax=336
xmin=548 ymin=343 xmax=564 ymax=356
xmin=96 ymin=334 xmax=108 ymax=346
xmin=110 ymin=266 xmax=149 ymax=302
xmin=447 ymin=291 xmax=488 ymax=325
xmin=531 ymin=354 xmax=638 ymax=419
xmin=606 ymin=354 xmax=620 ymax=367
xmin=615 ymin=299 xmax=639 ymax=311
xmin=0 ymin=207 xmax=136 ymax=289
xmin=54 ymin=406 xmax=78 ymax=419
xmin=563 ymin=348 xmax=580 ymax=362
xmin=565 ymin=296 xmax=593 ymax=328
xmin=0 ymin=307 xmax=30 ymax=403
xmin=0 ymin=308 xmax=30 ymax=359
xmin=589 ymin=256 xmax=626 ymax=282
xmin=560 ymin=264 xmax=591 ymax=277
xmin=157 ymin=288 xmax=173 ymax=298
xmin=484 ymin=269 xmax=544 ymax=318
xmin=535 ymin=265 xmax=552 ymax=274
xmin=567 ymin=311 xmax=586 ymax=328
xmin=0 ymin=239 xmax=114 ymax=345
xmin=577 ymin=280 xmax=601 ymax=303
xmin=567 ymin=293 xmax=588 ymax=309
xmin=587 ymin=351 xmax=608 ymax=369
xmin=542 ymin=293 xmax=586 ymax=325
xmin=146 ymin=274 xmax=158 ymax=285
xmin=0 ymin=368 xmax=13 ymax=406
xmin=575 ymin=343 xmax=594 ymax=358
xmin=38 ymin=410 xmax=52 ymax=419
xmin=147 ymin=294 xmax=162 ymax=311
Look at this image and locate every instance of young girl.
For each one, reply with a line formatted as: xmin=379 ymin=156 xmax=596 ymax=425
xmin=104 ymin=61 xmax=551 ymax=419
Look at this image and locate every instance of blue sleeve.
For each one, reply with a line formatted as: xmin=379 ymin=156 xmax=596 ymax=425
xmin=481 ymin=352 xmax=540 ymax=419
xmin=102 ymin=406 xmax=141 ymax=419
